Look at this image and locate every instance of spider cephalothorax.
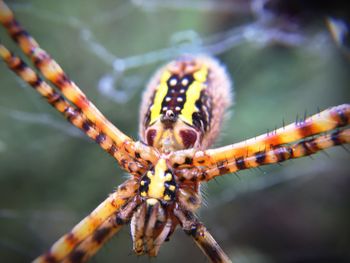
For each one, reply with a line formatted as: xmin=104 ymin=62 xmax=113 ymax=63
xmin=132 ymin=159 xmax=177 ymax=256
xmin=0 ymin=1 xmax=349 ymax=262
xmin=130 ymin=155 xmax=207 ymax=257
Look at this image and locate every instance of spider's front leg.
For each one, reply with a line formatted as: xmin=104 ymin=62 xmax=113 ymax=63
xmin=0 ymin=44 xmax=148 ymax=177
xmin=171 ymin=104 xmax=350 ymax=180
xmin=0 ymin=1 xmax=159 ymax=172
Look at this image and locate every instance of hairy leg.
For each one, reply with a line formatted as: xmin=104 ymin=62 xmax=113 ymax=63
xmin=0 ymin=0 xmax=158 ymax=167
xmin=33 ymin=179 xmax=138 ymax=263
xmin=170 ymin=104 xmax=350 ymax=174
xmin=174 ymin=207 xmax=232 ymax=263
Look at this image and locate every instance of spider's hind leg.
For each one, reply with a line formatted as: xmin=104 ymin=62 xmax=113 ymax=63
xmin=174 ymin=207 xmax=232 ymax=263
xmin=33 ymin=179 xmax=138 ymax=263
xmin=62 ymin=196 xmax=139 ymax=263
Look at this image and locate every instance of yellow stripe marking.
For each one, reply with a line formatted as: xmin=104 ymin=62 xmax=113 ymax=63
xmin=149 ymin=71 xmax=171 ymax=124
xmin=193 ymin=66 xmax=208 ymax=82
xmin=180 ymin=66 xmax=208 ymax=125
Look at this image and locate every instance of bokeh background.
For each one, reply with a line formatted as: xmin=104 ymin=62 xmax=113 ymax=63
xmin=0 ymin=1 xmax=349 ymax=262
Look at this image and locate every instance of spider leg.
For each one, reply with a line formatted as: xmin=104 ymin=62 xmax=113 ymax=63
xmin=149 ymin=217 xmax=172 ymax=256
xmin=33 ymin=179 xmax=138 ymax=263
xmin=174 ymin=206 xmax=232 ymax=263
xmin=170 ymin=104 xmax=350 ymax=172
xmin=0 ymin=1 xmax=158 ymax=167
xmin=182 ymin=128 xmax=350 ymax=181
xmin=62 ymin=197 xmax=139 ymax=263
xmin=130 ymin=201 xmax=147 ymax=255
xmin=0 ymin=44 xmax=148 ymax=175
xmin=63 ymin=219 xmax=123 ymax=263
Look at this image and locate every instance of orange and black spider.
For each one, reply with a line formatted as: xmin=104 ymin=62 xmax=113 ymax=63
xmin=1 ymin=1 xmax=349 ymax=263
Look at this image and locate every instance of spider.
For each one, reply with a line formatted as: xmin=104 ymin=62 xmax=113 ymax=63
xmin=1 ymin=1 xmax=350 ymax=262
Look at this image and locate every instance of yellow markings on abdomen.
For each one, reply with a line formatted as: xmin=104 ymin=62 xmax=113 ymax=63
xmin=180 ymin=66 xmax=208 ymax=126
xmin=180 ymin=82 xmax=203 ymax=125
xmin=149 ymin=71 xmax=171 ymax=124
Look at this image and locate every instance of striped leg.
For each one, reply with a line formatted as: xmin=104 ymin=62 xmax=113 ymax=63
xmin=62 ymin=197 xmax=139 ymax=263
xmin=170 ymin=104 xmax=350 ymax=170
xmin=195 ymin=128 xmax=350 ymax=181
xmin=0 ymin=43 xmax=147 ymax=175
xmin=33 ymin=179 xmax=138 ymax=263
xmin=174 ymin=207 xmax=232 ymax=263
xmin=0 ymin=1 xmax=158 ymax=167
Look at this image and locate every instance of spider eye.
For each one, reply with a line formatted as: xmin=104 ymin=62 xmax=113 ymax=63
xmin=146 ymin=129 xmax=157 ymax=146
xmin=179 ymin=129 xmax=198 ymax=148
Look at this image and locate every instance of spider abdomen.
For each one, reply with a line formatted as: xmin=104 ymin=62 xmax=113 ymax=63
xmin=139 ymin=55 xmax=233 ymax=153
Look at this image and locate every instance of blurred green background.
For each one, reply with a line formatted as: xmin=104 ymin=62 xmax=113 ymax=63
xmin=0 ymin=1 xmax=349 ymax=262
